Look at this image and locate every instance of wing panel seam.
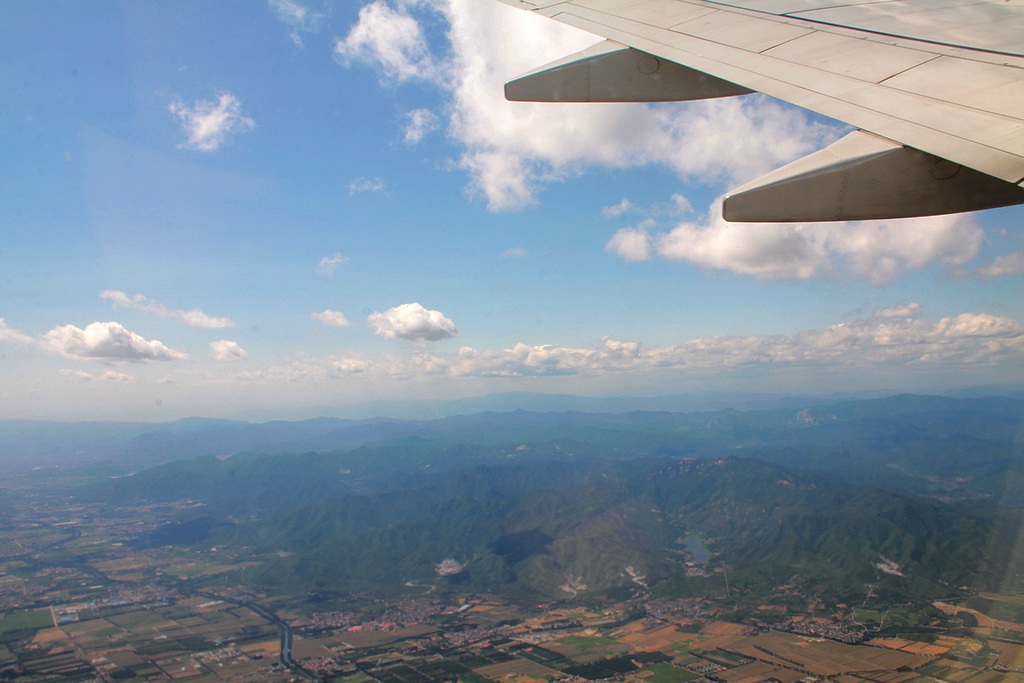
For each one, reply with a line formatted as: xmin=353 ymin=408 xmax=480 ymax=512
xmin=698 ymin=0 xmax=1024 ymax=59
xmin=876 ymin=55 xmax=943 ymax=85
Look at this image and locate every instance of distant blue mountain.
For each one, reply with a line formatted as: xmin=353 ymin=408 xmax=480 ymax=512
xmin=2 ymin=390 xmax=1022 ymax=472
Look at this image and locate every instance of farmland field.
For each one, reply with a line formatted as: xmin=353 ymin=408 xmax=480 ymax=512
xmin=0 ymin=609 xmax=52 ymax=634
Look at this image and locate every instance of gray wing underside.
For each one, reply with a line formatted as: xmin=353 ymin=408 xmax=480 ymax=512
xmin=496 ymin=0 xmax=1024 ymax=222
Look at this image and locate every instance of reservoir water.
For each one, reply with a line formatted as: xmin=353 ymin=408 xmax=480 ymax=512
xmin=682 ymin=535 xmax=709 ymax=563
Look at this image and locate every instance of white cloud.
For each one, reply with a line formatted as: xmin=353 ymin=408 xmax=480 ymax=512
xmin=317 ymin=253 xmax=349 ymax=275
xmin=671 ymin=194 xmax=693 ymax=215
xmin=348 ymin=177 xmax=386 ymax=195
xmin=500 ymin=247 xmax=528 ymax=259
xmin=645 ymin=201 xmax=983 ymax=285
xmin=367 ymin=302 xmax=458 ymax=342
xmin=62 ymin=369 xmax=137 ymax=383
xmin=602 ymin=199 xmax=634 ymax=218
xmin=657 ymin=210 xmax=828 ymax=281
xmin=824 ymin=214 xmax=983 ymax=285
xmin=445 ymin=337 xmax=643 ymax=377
xmin=977 ymin=250 xmax=1024 ymax=278
xmin=42 ymin=322 xmax=187 ymax=363
xmin=103 ymin=370 xmax=136 ymax=383
xmin=269 ymin=0 xmax=324 ymax=47
xmin=442 ymin=1 xmax=834 ymax=211
xmin=403 ymin=108 xmax=439 ymax=144
xmin=330 ymin=357 xmax=368 ymax=374
xmin=0 ymin=318 xmax=33 ymax=345
xmin=311 ymin=309 xmax=352 ymax=328
xmin=101 ymin=290 xmax=235 ymax=328
xmin=210 ymin=340 xmax=248 ymax=362
xmin=875 ymin=303 xmax=923 ymax=319
xmin=605 ymin=224 xmax=651 ymax=262
xmin=168 ymin=92 xmax=255 ymax=151
xmin=334 ymin=1 xmax=438 ymax=82
xmin=60 ymin=369 xmax=95 ymax=382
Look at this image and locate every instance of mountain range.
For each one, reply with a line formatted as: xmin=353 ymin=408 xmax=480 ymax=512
xmin=55 ymin=393 xmax=1024 ymax=603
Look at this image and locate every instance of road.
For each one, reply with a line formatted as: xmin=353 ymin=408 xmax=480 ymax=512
xmin=196 ymin=591 xmax=319 ymax=681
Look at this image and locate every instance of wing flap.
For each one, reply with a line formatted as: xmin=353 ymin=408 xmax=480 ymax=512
xmin=723 ymin=130 xmax=1024 ymax=222
xmin=505 ymin=40 xmax=752 ymax=102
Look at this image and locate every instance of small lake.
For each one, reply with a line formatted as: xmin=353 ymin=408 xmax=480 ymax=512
xmin=681 ymin=535 xmax=709 ymax=563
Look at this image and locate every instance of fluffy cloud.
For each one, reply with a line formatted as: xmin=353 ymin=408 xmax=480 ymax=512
xmin=236 ymin=304 xmax=1024 ymax=385
xmin=875 ymin=303 xmax=922 ymax=319
xmin=101 ymin=290 xmax=235 ymax=328
xmin=445 ymin=337 xmax=643 ymax=377
xmin=605 ymin=225 xmax=651 ymax=262
xmin=103 ymin=370 xmax=137 ymax=382
xmin=210 ymin=340 xmax=248 ymax=362
xmin=445 ymin=2 xmax=833 ymax=211
xmin=268 ymin=0 xmax=324 ymax=47
xmin=977 ymin=250 xmax=1024 ymax=278
xmin=336 ymin=2 xmax=834 ymax=212
xmin=316 ymin=253 xmax=349 ymax=275
xmin=348 ymin=177 xmax=386 ymax=195
xmin=403 ymin=108 xmax=439 ymax=144
xmin=60 ymin=369 xmax=94 ymax=382
xmin=0 ymin=318 xmax=33 ymax=345
xmin=335 ymin=0 xmax=438 ymax=82
xmin=670 ymin=194 xmax=694 ymax=215
xmin=367 ymin=302 xmax=458 ymax=341
xmin=634 ymin=202 xmax=983 ymax=284
xmin=602 ymin=199 xmax=634 ymax=218
xmin=311 ymin=309 xmax=352 ymax=328
xmin=168 ymin=92 xmax=255 ymax=151
xmin=42 ymin=322 xmax=187 ymax=363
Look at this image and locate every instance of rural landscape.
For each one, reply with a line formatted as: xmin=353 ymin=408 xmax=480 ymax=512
xmin=2 ymin=393 xmax=1023 ymax=682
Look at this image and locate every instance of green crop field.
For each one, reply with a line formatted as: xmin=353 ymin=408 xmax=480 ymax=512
xmin=0 ymin=609 xmax=52 ymax=634
xmin=854 ymin=609 xmax=885 ymax=623
xmin=641 ymin=663 xmax=700 ymax=683
xmin=554 ymin=634 xmax=620 ymax=654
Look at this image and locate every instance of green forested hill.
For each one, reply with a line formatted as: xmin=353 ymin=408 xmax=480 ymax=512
xmin=217 ymin=457 xmax=1023 ymax=602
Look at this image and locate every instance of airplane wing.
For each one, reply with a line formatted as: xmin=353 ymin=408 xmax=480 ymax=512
xmin=495 ymin=0 xmax=1024 ymax=222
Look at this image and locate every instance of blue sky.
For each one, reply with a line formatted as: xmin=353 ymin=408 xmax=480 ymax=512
xmin=1 ymin=0 xmax=1023 ymax=421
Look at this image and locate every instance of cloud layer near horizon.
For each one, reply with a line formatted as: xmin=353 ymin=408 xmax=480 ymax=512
xmin=233 ymin=304 xmax=1024 ymax=385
